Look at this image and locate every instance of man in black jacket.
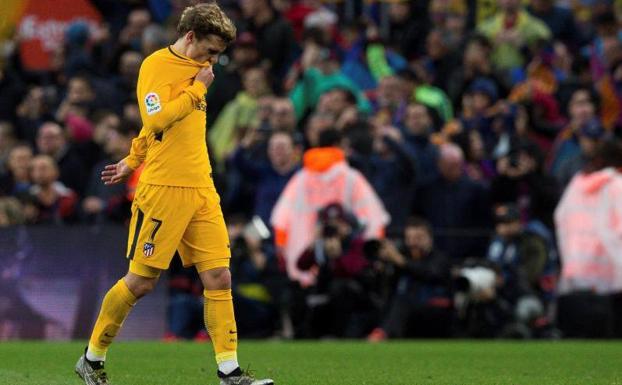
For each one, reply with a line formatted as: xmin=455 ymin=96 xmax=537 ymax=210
xmin=369 ymin=217 xmax=453 ymax=340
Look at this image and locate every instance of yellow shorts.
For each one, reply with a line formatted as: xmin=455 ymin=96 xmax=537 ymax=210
xmin=126 ymin=183 xmax=230 ymax=272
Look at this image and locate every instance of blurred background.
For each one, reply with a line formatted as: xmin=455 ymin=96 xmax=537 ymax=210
xmin=1 ymin=0 xmax=622 ymax=342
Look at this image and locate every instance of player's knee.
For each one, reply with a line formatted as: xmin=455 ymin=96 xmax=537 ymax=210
xmin=124 ymin=274 xmax=159 ymax=298
xmin=201 ymin=267 xmax=231 ymax=290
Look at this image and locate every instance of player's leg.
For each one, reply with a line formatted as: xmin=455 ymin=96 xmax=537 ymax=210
xmin=76 ymin=264 xmax=161 ymax=385
xmin=86 ymin=265 xmax=161 ymax=361
xmin=76 ymin=184 xmax=191 ymax=384
xmin=180 ymin=188 xmax=273 ymax=384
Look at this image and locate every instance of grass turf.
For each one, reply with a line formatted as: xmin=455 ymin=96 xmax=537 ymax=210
xmin=0 ymin=341 xmax=620 ymax=385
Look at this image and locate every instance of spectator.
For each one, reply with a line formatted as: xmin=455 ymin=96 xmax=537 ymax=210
xmin=491 ymin=140 xmax=560 ymax=229
xmin=549 ymin=87 xmax=598 ymax=177
xmin=112 ymin=50 xmax=143 ymax=108
xmin=15 ymin=87 xmax=54 ymax=145
xmin=207 ymin=32 xmax=261 ymax=125
xmin=370 ymin=75 xmax=409 ymax=127
xmin=55 ymin=75 xmax=96 ymax=125
xmin=81 ymin=120 xmax=137 ymax=223
xmin=271 ymin=129 xmax=389 ymax=285
xmin=289 ymin=40 xmax=371 ymax=121
xmin=446 ymin=36 xmax=502 ymax=108
xmin=413 ymin=143 xmax=491 ymax=260
xmin=0 ymin=144 xmax=33 ymax=197
xmin=527 ymin=0 xmax=581 ymax=47
xmin=554 ymin=139 xmax=622 ymax=338
xmin=22 ymin=155 xmax=78 ymax=225
xmin=209 ymin=67 xmax=272 ymax=164
xmin=387 ymin=0 xmax=429 ymax=59
xmin=397 ymin=69 xmax=454 ymax=124
xmin=349 ymin=123 xmax=417 ymax=235
xmin=268 ymin=98 xmax=298 ymax=132
xmin=401 ymin=102 xmax=440 ymax=186
xmin=369 ymin=217 xmax=453 ymax=340
xmin=35 ymin=122 xmax=87 ymax=195
xmin=240 ymin=0 xmax=296 ymax=79
xmin=555 ymin=118 xmax=608 ymax=187
xmin=478 ymin=0 xmax=552 ymax=71
xmin=231 ymin=130 xmax=301 ymax=225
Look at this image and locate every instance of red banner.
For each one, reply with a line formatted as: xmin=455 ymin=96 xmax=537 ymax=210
xmin=17 ymin=0 xmax=101 ymax=71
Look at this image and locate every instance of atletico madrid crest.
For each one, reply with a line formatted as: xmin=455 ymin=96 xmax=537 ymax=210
xmin=143 ymin=242 xmax=155 ymax=257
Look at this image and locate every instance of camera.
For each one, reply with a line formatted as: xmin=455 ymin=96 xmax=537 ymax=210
xmin=454 ymin=266 xmax=496 ymax=297
xmin=322 ymin=224 xmax=339 ymax=238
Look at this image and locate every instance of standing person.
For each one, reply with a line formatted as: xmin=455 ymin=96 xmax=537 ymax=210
xmin=74 ymin=4 xmax=273 ymax=385
xmin=271 ymin=129 xmax=389 ymax=286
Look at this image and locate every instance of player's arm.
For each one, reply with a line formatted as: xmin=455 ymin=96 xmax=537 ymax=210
xmin=124 ymin=127 xmax=149 ymax=170
xmin=138 ymin=64 xmax=214 ymax=134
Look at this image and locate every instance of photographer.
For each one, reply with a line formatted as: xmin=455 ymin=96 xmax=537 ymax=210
xmin=293 ymin=203 xmax=373 ymax=338
xmin=369 ymin=217 xmax=452 ymax=340
xmin=455 ymin=203 xmax=553 ymax=338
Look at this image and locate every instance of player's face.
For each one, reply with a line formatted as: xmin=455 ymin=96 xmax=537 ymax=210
xmin=188 ymin=34 xmax=227 ymax=65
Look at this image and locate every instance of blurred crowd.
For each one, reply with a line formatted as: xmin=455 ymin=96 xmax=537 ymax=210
xmin=1 ymin=0 xmax=622 ymax=339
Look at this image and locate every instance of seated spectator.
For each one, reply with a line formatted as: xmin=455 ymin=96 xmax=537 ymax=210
xmin=209 ymin=67 xmax=272 ymax=164
xmin=0 ymin=144 xmax=33 ymax=197
xmin=35 ymin=122 xmax=87 ymax=195
xmin=369 ymin=217 xmax=452 ymax=340
xmin=555 ymin=139 xmax=622 ymax=338
xmin=81 ymin=120 xmax=137 ymax=223
xmin=271 ymin=129 xmax=389 ymax=285
xmin=295 ymin=203 xmax=373 ymax=338
xmin=413 ymin=143 xmax=491 ymax=260
xmin=22 ymin=155 xmax=78 ymax=225
xmin=231 ymin=130 xmax=301 ymax=225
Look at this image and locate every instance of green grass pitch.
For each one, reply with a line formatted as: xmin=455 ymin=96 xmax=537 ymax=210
xmin=0 ymin=341 xmax=621 ymax=385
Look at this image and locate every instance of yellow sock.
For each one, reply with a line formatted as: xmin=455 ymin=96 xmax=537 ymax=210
xmin=204 ymin=289 xmax=238 ymax=368
xmin=87 ymin=279 xmax=137 ymax=360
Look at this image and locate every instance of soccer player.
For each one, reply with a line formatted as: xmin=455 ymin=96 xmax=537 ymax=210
xmin=74 ymin=4 xmax=274 ymax=385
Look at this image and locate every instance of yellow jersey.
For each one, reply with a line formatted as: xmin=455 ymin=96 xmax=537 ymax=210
xmin=124 ymin=46 xmax=213 ymax=188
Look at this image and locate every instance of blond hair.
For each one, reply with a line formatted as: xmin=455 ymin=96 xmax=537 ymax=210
xmin=177 ymin=2 xmax=236 ymax=44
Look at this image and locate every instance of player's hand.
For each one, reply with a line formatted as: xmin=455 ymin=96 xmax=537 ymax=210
xmin=101 ymin=159 xmax=133 ymax=185
xmin=195 ymin=66 xmax=215 ymax=88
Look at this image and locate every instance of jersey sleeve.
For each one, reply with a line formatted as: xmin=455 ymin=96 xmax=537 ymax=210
xmin=123 ymin=127 xmax=149 ymax=170
xmin=137 ymin=59 xmax=207 ymax=134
